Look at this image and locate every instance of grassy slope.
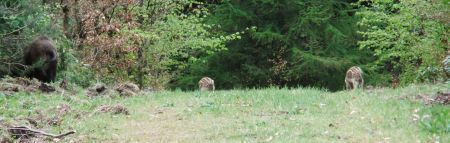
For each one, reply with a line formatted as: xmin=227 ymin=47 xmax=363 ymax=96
xmin=0 ymin=84 xmax=449 ymax=142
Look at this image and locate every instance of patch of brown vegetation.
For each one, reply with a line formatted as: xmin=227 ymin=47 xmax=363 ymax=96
xmin=0 ymin=120 xmax=12 ymax=143
xmin=46 ymin=104 xmax=72 ymax=126
xmin=38 ymin=82 xmax=55 ymax=93
xmin=415 ymin=91 xmax=449 ymax=105
xmin=0 ymin=136 xmax=12 ymax=143
xmin=85 ymin=82 xmax=141 ymax=97
xmin=23 ymin=110 xmax=47 ymax=129
xmin=5 ymin=77 xmax=35 ymax=86
xmin=0 ymin=77 xmax=56 ymax=95
xmin=20 ymin=104 xmax=73 ymax=129
xmin=96 ymin=104 xmax=129 ymax=115
xmin=114 ymin=82 xmax=140 ymax=97
xmin=15 ymin=137 xmax=46 ymax=143
xmin=6 ymin=126 xmax=75 ymax=142
xmin=434 ymin=91 xmax=449 ymax=105
xmin=86 ymin=83 xmax=109 ymax=97
xmin=7 ymin=126 xmax=37 ymax=140
xmin=415 ymin=94 xmax=434 ymax=105
xmin=1 ymin=110 xmax=75 ymax=142
xmin=54 ymin=104 xmax=71 ymax=116
xmin=47 ymin=116 xmax=62 ymax=126
xmin=59 ymin=79 xmax=67 ymax=89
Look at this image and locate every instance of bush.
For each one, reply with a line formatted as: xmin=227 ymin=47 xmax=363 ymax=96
xmin=357 ymin=0 xmax=448 ymax=86
xmin=57 ymin=47 xmax=96 ymax=88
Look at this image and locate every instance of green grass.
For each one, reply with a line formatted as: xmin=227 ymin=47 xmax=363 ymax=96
xmin=1 ymin=84 xmax=449 ymax=142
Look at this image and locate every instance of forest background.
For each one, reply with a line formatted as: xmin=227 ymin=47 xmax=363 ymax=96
xmin=0 ymin=0 xmax=448 ymax=91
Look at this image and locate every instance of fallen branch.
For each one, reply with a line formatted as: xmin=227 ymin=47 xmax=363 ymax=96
xmin=7 ymin=126 xmax=75 ymax=139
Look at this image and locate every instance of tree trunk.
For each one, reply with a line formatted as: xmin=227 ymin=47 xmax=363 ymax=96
xmin=74 ymin=0 xmax=84 ymax=49
xmin=136 ymin=0 xmax=146 ymax=89
xmin=61 ymin=0 xmax=70 ymax=38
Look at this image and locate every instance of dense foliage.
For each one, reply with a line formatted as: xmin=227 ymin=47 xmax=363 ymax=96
xmin=357 ymin=0 xmax=448 ymax=86
xmin=174 ymin=0 xmax=374 ymax=90
xmin=0 ymin=0 xmax=448 ymax=90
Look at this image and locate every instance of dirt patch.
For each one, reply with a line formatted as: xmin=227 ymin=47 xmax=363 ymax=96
xmin=96 ymin=104 xmax=130 ymax=115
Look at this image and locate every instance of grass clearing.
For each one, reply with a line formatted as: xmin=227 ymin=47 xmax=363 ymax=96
xmin=0 ymin=84 xmax=449 ymax=142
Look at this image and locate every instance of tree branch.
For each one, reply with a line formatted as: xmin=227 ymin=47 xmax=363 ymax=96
xmin=7 ymin=126 xmax=76 ymax=139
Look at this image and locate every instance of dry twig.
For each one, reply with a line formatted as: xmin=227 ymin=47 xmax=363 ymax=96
xmin=7 ymin=126 xmax=75 ymax=139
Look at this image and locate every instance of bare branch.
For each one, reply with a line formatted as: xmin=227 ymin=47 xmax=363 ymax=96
xmin=7 ymin=126 xmax=76 ymax=139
